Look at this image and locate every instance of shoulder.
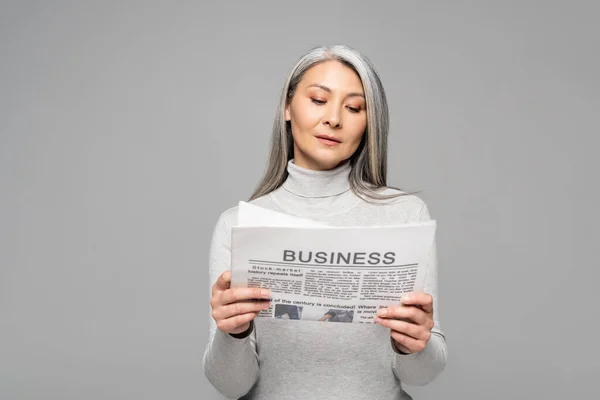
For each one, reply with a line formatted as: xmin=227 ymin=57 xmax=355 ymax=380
xmin=212 ymin=205 xmax=239 ymax=233
xmin=366 ymin=187 xmax=432 ymax=222
xmin=212 ymin=193 xmax=278 ymax=231
xmin=209 ymin=205 xmax=239 ymax=252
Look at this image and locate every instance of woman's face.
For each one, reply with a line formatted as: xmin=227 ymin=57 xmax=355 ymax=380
xmin=285 ymin=60 xmax=367 ymax=171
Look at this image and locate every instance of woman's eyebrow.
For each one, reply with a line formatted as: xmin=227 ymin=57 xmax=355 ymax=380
xmin=306 ymin=83 xmax=365 ymax=99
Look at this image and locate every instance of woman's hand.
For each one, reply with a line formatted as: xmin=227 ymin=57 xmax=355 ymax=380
xmin=374 ymin=292 xmax=435 ymax=354
xmin=210 ymin=270 xmax=272 ymax=335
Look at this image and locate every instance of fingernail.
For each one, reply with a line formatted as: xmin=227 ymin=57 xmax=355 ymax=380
xmin=261 ymin=289 xmax=270 ymax=297
xmin=401 ymin=295 xmax=411 ymax=303
xmin=377 ymin=308 xmax=387 ymax=317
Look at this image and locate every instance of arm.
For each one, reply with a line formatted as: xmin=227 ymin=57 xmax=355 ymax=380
xmin=390 ymin=202 xmax=448 ymax=386
xmin=202 ymin=211 xmax=261 ymax=399
xmin=390 ymin=238 xmax=448 ymax=386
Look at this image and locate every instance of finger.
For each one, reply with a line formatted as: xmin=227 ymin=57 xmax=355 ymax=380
xmin=390 ymin=330 xmax=427 ymax=354
xmin=212 ymin=270 xmax=232 ymax=295
xmin=374 ymin=317 xmax=430 ymax=341
xmin=220 ymin=286 xmax=271 ymax=305
xmin=213 ymin=300 xmax=271 ymax=321
xmin=377 ymin=305 xmax=429 ymax=326
xmin=215 ymin=312 xmax=259 ymax=334
xmin=400 ymin=292 xmax=433 ymax=313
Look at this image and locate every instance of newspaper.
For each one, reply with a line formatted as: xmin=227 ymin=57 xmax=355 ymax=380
xmin=230 ymin=202 xmax=437 ymax=324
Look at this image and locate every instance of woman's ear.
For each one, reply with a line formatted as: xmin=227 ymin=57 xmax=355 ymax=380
xmin=285 ymin=103 xmax=291 ymax=121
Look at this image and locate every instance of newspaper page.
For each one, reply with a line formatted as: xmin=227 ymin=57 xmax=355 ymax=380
xmin=230 ymin=202 xmax=437 ymax=324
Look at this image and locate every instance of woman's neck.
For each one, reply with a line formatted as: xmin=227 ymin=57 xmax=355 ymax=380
xmin=281 ymin=159 xmax=351 ymax=198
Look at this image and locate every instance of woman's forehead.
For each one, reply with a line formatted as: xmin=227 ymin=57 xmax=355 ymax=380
xmin=300 ymin=61 xmax=364 ymax=94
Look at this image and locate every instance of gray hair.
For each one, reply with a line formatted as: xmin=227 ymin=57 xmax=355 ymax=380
xmin=249 ymin=44 xmax=406 ymax=202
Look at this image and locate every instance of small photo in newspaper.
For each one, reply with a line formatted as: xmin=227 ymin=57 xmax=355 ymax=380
xmin=268 ymin=304 xmax=355 ymax=323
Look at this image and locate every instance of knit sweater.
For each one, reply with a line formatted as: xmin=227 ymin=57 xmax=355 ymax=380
xmin=203 ymin=160 xmax=447 ymax=399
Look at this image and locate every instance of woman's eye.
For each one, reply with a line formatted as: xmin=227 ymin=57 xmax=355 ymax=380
xmin=347 ymin=106 xmax=361 ymax=113
xmin=311 ymin=98 xmax=326 ymax=105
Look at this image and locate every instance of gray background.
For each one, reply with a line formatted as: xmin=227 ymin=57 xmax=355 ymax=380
xmin=1 ymin=1 xmax=598 ymax=399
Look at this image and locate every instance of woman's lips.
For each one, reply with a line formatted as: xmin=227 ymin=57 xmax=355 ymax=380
xmin=316 ymin=135 xmax=341 ymax=146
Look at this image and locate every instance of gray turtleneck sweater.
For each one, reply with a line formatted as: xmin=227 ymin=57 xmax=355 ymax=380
xmin=203 ymin=160 xmax=447 ymax=399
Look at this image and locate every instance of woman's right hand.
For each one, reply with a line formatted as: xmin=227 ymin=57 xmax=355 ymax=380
xmin=210 ymin=270 xmax=272 ymax=335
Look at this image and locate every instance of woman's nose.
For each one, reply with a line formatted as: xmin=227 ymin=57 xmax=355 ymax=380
xmin=322 ymin=104 xmax=342 ymax=129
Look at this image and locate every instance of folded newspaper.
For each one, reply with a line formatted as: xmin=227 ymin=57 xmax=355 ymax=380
xmin=230 ymin=202 xmax=437 ymax=324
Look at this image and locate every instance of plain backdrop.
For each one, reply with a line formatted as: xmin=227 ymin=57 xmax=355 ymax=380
xmin=1 ymin=1 xmax=599 ymax=399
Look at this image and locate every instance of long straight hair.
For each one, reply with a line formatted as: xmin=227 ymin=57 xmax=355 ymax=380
xmin=249 ymin=44 xmax=407 ymax=202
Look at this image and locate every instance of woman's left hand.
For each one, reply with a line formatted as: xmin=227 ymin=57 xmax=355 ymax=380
xmin=374 ymin=292 xmax=434 ymax=354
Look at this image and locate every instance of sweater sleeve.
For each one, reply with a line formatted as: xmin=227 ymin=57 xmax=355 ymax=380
xmin=202 ymin=210 xmax=260 ymax=399
xmin=391 ymin=202 xmax=448 ymax=386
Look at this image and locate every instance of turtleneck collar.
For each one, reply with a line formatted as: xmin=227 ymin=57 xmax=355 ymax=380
xmin=281 ymin=159 xmax=352 ymax=198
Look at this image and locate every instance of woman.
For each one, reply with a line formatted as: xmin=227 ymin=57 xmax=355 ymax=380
xmin=203 ymin=45 xmax=447 ymax=399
